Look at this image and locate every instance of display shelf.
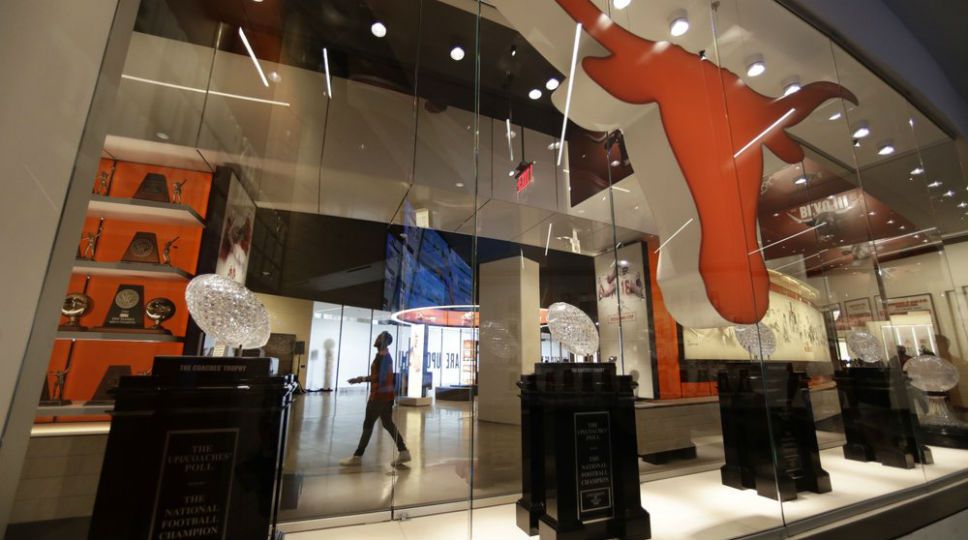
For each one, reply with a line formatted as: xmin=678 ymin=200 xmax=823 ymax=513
xmin=56 ymin=330 xmax=181 ymax=343
xmin=35 ymin=402 xmax=114 ymax=417
xmin=73 ymin=259 xmax=193 ymax=280
xmin=88 ymin=194 xmax=204 ymax=226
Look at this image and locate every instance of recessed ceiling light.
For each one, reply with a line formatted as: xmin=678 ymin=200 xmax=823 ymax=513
xmin=899 ymin=225 xmax=905 ymax=230
xmin=828 ymin=111 xmax=842 ymax=121
xmin=943 ymin=190 xmax=955 ymax=197
xmin=851 ymin=120 xmax=870 ymax=139
xmin=155 ymin=131 xmax=170 ymax=140
xmin=745 ymin=54 xmax=765 ymax=77
xmin=868 ymin=211 xmax=876 ymax=216
xmin=371 ymin=21 xmax=387 ymax=38
xmin=782 ymin=76 xmax=801 ymax=96
xmin=928 ymin=180 xmax=943 ymax=188
xmin=887 ymin=219 xmax=895 ymax=224
xmin=794 ymin=175 xmax=808 ymax=185
xmin=508 ymin=170 xmax=516 ymax=177
xmin=772 ymin=212 xmax=780 ymax=217
xmin=877 ymin=140 xmax=895 ymax=155
xmin=546 ymin=78 xmax=560 ymax=91
xmin=455 ymin=182 xmax=464 ymax=188
xmin=669 ymin=10 xmax=689 ymax=37
xmin=268 ymin=71 xmax=282 ymax=83
xmin=450 ymin=46 xmax=465 ymax=61
xmin=610 ymin=160 xmax=621 ymax=167
xmin=613 ymin=0 xmax=632 ymax=9
xmin=528 ymin=89 xmax=542 ymax=100
xmin=911 ymin=166 xmax=924 ymax=175
xmin=958 ymin=201 xmax=968 ymax=208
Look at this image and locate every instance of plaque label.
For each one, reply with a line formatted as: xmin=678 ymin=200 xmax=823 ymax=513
xmin=574 ymin=411 xmax=614 ymax=522
xmin=150 ymin=429 xmax=238 ymax=540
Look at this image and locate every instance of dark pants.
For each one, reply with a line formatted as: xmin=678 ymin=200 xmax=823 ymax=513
xmin=354 ymin=399 xmax=407 ymax=456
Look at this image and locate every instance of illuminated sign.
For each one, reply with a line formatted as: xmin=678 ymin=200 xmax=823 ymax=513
xmin=514 ymin=161 xmax=535 ymax=192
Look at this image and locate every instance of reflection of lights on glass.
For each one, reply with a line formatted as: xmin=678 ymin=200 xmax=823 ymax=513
xmin=851 ymin=120 xmax=870 ymax=139
xmin=958 ymin=201 xmax=968 ymax=209
xmin=877 ymin=140 xmax=895 ymax=155
xmin=928 ymin=180 xmax=943 ymax=188
xmin=911 ymin=166 xmax=924 ymax=175
xmin=613 ymin=0 xmax=632 ymax=9
xmin=371 ymin=21 xmax=387 ymax=38
xmin=450 ymin=46 xmax=465 ymax=61
xmin=745 ymin=54 xmax=766 ymax=77
xmin=528 ymin=89 xmax=542 ymax=100
xmin=793 ymin=175 xmax=808 ymax=185
xmin=546 ymin=78 xmax=560 ymax=91
xmin=828 ymin=111 xmax=842 ymax=121
xmin=943 ymin=190 xmax=955 ymax=197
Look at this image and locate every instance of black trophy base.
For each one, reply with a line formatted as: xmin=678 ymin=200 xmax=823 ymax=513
xmin=920 ymin=424 xmax=969 ymax=449
xmin=93 ymin=326 xmax=152 ymax=333
xmin=141 ymin=325 xmax=172 ymax=335
xmin=40 ymin=400 xmax=71 ymax=407
xmin=516 ymin=498 xmax=541 ymax=536
xmin=58 ymin=323 xmax=87 ymax=331
xmin=641 ymin=445 xmax=697 ymax=465
xmin=538 ymin=511 xmax=650 ymax=540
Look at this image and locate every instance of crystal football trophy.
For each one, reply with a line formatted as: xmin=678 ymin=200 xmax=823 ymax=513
xmin=145 ymin=297 xmax=176 ymax=334
xmin=904 ymin=354 xmax=968 ymax=447
xmin=59 ymin=292 xmax=92 ymax=331
xmin=185 ymin=274 xmax=270 ymax=352
xmin=546 ymin=302 xmax=599 ymax=359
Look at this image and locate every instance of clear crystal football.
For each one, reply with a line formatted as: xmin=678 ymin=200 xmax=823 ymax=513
xmin=733 ymin=322 xmax=776 ymax=357
xmin=185 ymin=274 xmax=270 ymax=349
xmin=546 ymin=302 xmax=599 ymax=357
xmin=904 ymin=354 xmax=959 ymax=392
xmin=846 ymin=331 xmax=882 ymax=363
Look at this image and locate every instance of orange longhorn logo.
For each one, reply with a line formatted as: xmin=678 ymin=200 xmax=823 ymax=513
xmin=498 ymin=0 xmax=857 ymax=327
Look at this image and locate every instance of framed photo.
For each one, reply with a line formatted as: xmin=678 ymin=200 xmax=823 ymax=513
xmin=884 ymin=293 xmax=940 ymax=329
xmin=844 ymin=297 xmax=874 ymax=328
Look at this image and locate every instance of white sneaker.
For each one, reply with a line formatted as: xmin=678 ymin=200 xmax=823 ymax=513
xmin=339 ymin=455 xmax=362 ymax=466
xmin=391 ymin=450 xmax=412 ymax=466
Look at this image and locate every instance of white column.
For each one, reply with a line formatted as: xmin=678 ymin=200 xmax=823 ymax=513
xmin=478 ymin=255 xmax=540 ymax=425
xmin=0 ymin=0 xmax=139 ymax=531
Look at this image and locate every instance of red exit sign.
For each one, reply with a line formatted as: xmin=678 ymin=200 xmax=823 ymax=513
xmin=515 ymin=162 xmax=534 ymax=192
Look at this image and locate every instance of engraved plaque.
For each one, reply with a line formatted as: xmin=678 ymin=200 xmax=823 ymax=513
xmin=122 ymin=232 xmax=161 ymax=264
xmin=101 ymin=284 xmax=145 ymax=330
xmin=134 ymin=172 xmax=171 ymax=202
xmin=574 ymin=411 xmax=614 ymax=522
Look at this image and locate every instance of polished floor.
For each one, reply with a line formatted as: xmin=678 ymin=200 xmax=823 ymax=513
xmin=285 ymin=445 xmax=969 ymax=540
xmin=279 ymin=392 xmax=730 ymax=522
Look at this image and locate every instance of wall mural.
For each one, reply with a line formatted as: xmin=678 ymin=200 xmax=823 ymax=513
xmin=493 ymin=0 xmax=856 ymax=328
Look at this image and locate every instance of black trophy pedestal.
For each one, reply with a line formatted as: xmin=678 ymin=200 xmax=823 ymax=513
xmin=717 ymin=363 xmax=831 ymax=501
xmin=835 ymin=367 xmax=933 ymax=467
xmin=88 ymin=356 xmax=295 ymax=540
xmin=517 ymin=363 xmax=650 ymax=540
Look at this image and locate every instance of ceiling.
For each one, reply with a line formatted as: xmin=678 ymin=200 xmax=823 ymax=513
xmin=107 ymin=0 xmax=965 ymax=266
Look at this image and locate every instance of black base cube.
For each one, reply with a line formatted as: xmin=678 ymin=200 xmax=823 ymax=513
xmin=517 ymin=363 xmax=650 ymax=540
xmin=835 ymin=367 xmax=933 ymax=467
xmin=88 ymin=356 xmax=295 ymax=540
xmin=717 ymin=362 xmax=831 ymax=501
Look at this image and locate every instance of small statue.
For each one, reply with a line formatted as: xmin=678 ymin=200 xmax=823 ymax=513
xmin=52 ymin=369 xmax=70 ymax=402
xmin=162 ymin=236 xmax=180 ymax=266
xmin=94 ymin=171 xmax=110 ymax=196
xmin=80 ymin=231 xmax=101 ymax=260
xmin=172 ymin=179 xmax=189 ymax=204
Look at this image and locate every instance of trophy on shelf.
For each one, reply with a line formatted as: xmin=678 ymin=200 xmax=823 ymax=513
xmin=59 ymin=292 xmax=92 ymax=331
xmin=133 ymin=172 xmax=170 ymax=203
xmin=97 ymin=284 xmax=146 ymax=332
xmin=144 ymin=297 xmax=176 ymax=334
xmin=40 ymin=368 xmax=71 ymax=406
xmin=78 ymin=230 xmax=101 ymax=261
xmin=93 ymin=163 xmax=115 ymax=196
xmin=161 ymin=236 xmax=179 ymax=266
xmin=121 ymin=232 xmax=161 ymax=264
xmin=171 ymin=178 xmax=189 ymax=204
